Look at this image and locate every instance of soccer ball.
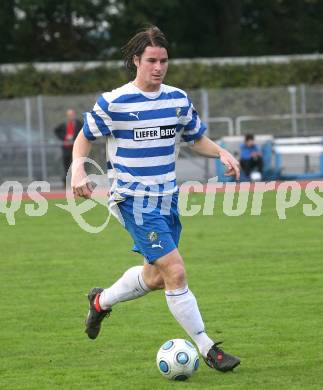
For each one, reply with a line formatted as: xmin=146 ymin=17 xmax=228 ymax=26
xmin=156 ymin=339 xmax=199 ymax=381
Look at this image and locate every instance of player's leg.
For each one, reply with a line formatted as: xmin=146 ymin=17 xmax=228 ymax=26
xmin=96 ymin=261 xmax=164 ymax=308
xmin=154 ymin=249 xmax=240 ymax=372
xmin=84 ymin=194 xmax=170 ymax=340
xmin=142 ymin=262 xmax=165 ymax=290
xmin=154 ymin=195 xmax=216 ymax=360
xmin=97 ymin=251 xmax=165 ymax=311
xmin=97 ymin=262 xmax=165 ymax=310
xmin=99 ymin=264 xmax=151 ymax=309
xmin=85 ymin=263 xmax=164 ymax=340
xmin=154 ymin=249 xmax=214 ymax=356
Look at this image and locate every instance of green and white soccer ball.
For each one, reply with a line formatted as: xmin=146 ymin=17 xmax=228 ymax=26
xmin=156 ymin=339 xmax=199 ymax=381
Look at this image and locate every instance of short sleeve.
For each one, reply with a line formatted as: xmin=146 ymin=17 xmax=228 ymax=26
xmin=180 ymin=97 xmax=206 ymax=143
xmin=82 ymin=94 xmax=112 ymax=141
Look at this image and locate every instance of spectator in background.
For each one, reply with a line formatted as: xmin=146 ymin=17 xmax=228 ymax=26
xmin=54 ymin=109 xmax=82 ymax=185
xmin=239 ymin=134 xmax=263 ymax=178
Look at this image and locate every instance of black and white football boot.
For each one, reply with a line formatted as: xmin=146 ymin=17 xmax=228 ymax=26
xmin=204 ymin=342 xmax=240 ymax=372
xmin=85 ymin=287 xmax=112 ymax=340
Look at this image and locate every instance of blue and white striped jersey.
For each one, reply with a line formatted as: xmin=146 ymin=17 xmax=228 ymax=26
xmin=83 ymin=82 xmax=206 ymax=196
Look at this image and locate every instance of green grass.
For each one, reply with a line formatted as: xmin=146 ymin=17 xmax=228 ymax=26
xmin=0 ymin=192 xmax=323 ymax=389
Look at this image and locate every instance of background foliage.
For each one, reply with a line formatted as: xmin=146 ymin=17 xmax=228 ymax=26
xmin=1 ymin=0 xmax=323 ymax=97
xmin=1 ymin=60 xmax=323 ymax=98
xmin=1 ymin=0 xmax=323 ymax=63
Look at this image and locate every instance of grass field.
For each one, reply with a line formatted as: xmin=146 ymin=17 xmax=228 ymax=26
xmin=1 ymin=191 xmax=323 ymax=389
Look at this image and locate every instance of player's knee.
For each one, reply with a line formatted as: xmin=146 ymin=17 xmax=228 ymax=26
xmin=172 ymin=264 xmax=186 ymax=284
xmin=165 ymin=263 xmax=186 ymax=288
xmin=142 ymin=268 xmax=165 ymax=290
xmin=154 ymin=250 xmax=187 ymax=289
xmin=151 ymin=275 xmax=165 ymax=290
xmin=144 ymin=273 xmax=165 ymax=290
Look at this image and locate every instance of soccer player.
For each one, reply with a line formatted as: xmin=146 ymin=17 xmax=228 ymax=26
xmin=72 ymin=26 xmax=241 ymax=373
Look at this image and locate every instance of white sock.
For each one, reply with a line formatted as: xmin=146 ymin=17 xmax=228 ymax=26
xmin=99 ymin=266 xmax=151 ymax=309
xmin=165 ymin=285 xmax=214 ymax=357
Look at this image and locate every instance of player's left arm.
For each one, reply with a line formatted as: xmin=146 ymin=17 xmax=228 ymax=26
xmin=190 ymin=135 xmax=240 ymax=180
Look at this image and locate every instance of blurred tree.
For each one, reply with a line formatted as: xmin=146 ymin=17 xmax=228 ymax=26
xmin=240 ymin=0 xmax=323 ymax=55
xmin=108 ymin=0 xmax=242 ymax=57
xmin=1 ymin=0 xmax=323 ymax=63
xmin=0 ymin=0 xmax=16 ymax=63
xmin=0 ymin=0 xmax=115 ymax=62
xmin=108 ymin=0 xmax=323 ymax=57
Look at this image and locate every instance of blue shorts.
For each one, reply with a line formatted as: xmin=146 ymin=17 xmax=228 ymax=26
xmin=115 ymin=193 xmax=182 ymax=263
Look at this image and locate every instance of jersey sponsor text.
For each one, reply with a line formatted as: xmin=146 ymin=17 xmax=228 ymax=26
xmin=134 ymin=125 xmax=177 ymax=141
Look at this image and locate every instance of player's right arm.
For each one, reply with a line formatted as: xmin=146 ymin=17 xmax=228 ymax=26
xmin=73 ymin=93 xmax=113 ymax=198
xmin=71 ymin=130 xmax=94 ymax=199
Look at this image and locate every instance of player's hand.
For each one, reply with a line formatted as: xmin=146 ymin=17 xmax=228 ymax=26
xmin=72 ymin=180 xmax=94 ymax=199
xmin=71 ymin=168 xmax=94 ymax=199
xmin=219 ymin=149 xmax=240 ymax=181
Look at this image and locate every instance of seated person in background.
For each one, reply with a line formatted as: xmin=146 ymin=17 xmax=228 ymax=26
xmin=239 ymin=134 xmax=263 ymax=178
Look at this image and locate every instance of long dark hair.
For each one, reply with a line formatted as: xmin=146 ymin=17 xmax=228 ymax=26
xmin=122 ymin=26 xmax=169 ymax=75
